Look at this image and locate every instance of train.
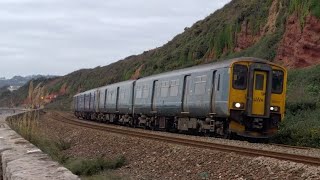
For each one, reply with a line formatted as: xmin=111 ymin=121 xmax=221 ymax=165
xmin=73 ymin=57 xmax=287 ymax=139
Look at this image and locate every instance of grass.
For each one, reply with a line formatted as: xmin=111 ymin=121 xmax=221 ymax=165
xmin=6 ymin=111 xmax=126 ymax=179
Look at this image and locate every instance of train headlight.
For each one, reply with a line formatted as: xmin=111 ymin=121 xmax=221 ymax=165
xmin=235 ymin=103 xmax=241 ymax=108
xmin=270 ymin=106 xmax=280 ymax=112
xmin=233 ymin=102 xmax=244 ymax=109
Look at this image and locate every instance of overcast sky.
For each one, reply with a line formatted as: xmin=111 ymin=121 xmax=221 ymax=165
xmin=0 ymin=0 xmax=231 ymax=78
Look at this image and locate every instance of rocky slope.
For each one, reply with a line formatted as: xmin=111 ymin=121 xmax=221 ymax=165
xmin=0 ymin=0 xmax=319 ymax=109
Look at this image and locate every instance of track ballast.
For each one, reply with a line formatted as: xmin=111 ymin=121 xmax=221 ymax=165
xmin=50 ymin=111 xmax=320 ymax=166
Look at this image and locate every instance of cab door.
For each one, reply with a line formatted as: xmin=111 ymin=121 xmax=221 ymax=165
xmin=252 ymin=71 xmax=267 ymax=116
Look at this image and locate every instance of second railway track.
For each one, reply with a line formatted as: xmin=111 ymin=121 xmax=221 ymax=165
xmin=50 ymin=111 xmax=320 ymax=166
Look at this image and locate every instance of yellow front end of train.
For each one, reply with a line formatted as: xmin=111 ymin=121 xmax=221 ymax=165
xmin=228 ymin=60 xmax=287 ymax=138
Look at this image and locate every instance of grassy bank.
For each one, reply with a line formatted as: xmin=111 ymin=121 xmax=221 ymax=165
xmin=272 ymin=65 xmax=320 ymax=147
xmin=6 ymin=111 xmax=126 ymax=179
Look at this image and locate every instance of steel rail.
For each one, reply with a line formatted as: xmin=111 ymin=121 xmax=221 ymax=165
xmin=50 ymin=111 xmax=320 ymax=166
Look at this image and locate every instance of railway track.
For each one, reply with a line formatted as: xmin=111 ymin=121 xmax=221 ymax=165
xmin=50 ymin=111 xmax=320 ymax=166
xmin=269 ymin=143 xmax=312 ymax=150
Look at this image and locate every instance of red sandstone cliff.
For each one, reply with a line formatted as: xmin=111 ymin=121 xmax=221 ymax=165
xmin=276 ymin=15 xmax=320 ymax=68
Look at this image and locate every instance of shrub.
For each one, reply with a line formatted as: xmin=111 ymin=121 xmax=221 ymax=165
xmin=272 ymin=65 xmax=320 ymax=148
xmin=65 ymin=156 xmax=126 ymax=176
xmin=272 ymin=109 xmax=320 ymax=148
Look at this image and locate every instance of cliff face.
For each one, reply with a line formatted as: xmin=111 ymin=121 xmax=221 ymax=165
xmin=276 ymin=14 xmax=320 ymax=68
xmin=234 ymin=0 xmax=279 ymax=52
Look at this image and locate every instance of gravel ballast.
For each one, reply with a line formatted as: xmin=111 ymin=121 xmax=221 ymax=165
xmin=39 ymin=111 xmax=320 ymax=179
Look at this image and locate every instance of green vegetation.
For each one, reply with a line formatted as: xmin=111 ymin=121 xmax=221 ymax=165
xmin=6 ymin=111 xmax=126 ymax=179
xmin=65 ymin=156 xmax=125 ymax=176
xmin=272 ymin=65 xmax=320 ymax=147
xmin=289 ymin=0 xmax=320 ymax=26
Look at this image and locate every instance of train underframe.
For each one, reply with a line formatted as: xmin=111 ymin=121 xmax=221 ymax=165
xmin=74 ymin=111 xmax=232 ymax=138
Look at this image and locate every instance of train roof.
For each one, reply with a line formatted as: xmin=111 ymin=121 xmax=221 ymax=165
xmin=74 ymin=88 xmax=98 ymax=97
xmin=74 ymin=80 xmax=135 ymax=97
xmin=137 ymin=57 xmax=281 ymax=82
xmin=99 ymin=80 xmax=135 ymax=90
xmin=74 ymin=57 xmax=284 ymax=97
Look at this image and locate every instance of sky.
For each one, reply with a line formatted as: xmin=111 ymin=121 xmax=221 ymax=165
xmin=0 ymin=0 xmax=231 ymax=79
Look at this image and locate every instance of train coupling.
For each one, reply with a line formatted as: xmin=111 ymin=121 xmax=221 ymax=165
xmin=252 ymin=118 xmax=263 ymax=129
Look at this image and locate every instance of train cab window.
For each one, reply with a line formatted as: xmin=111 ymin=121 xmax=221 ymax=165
xmin=255 ymin=74 xmax=264 ymax=90
xmin=233 ymin=64 xmax=248 ymax=90
xmin=272 ymin=70 xmax=284 ymax=94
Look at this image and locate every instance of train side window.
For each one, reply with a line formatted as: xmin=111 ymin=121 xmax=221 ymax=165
xmin=195 ymin=75 xmax=207 ymax=95
xmin=142 ymin=85 xmax=149 ymax=98
xmin=272 ymin=70 xmax=284 ymax=94
xmin=120 ymin=89 xmax=126 ymax=100
xmin=108 ymin=90 xmax=114 ymax=101
xmin=170 ymin=80 xmax=179 ymax=96
xmin=233 ymin=64 xmax=248 ymax=90
xmin=136 ymin=86 xmax=142 ymax=99
xmin=161 ymin=81 xmax=169 ymax=97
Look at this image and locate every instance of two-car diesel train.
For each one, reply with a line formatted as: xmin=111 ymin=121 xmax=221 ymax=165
xmin=73 ymin=57 xmax=287 ymax=138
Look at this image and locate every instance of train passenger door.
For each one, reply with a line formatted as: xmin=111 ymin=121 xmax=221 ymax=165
xmin=87 ymin=94 xmax=91 ymax=111
xmin=95 ymin=90 xmax=100 ymax=112
xmin=182 ymin=75 xmax=191 ymax=112
xmin=151 ymin=80 xmax=158 ymax=112
xmin=211 ymin=71 xmax=216 ymax=113
xmin=252 ymin=71 xmax=267 ymax=116
xmin=104 ymin=89 xmax=108 ymax=110
xmin=91 ymin=93 xmax=95 ymax=111
xmin=116 ymin=87 xmax=120 ymax=112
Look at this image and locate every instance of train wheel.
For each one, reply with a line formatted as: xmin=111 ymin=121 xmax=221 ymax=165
xmin=223 ymin=131 xmax=233 ymax=139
